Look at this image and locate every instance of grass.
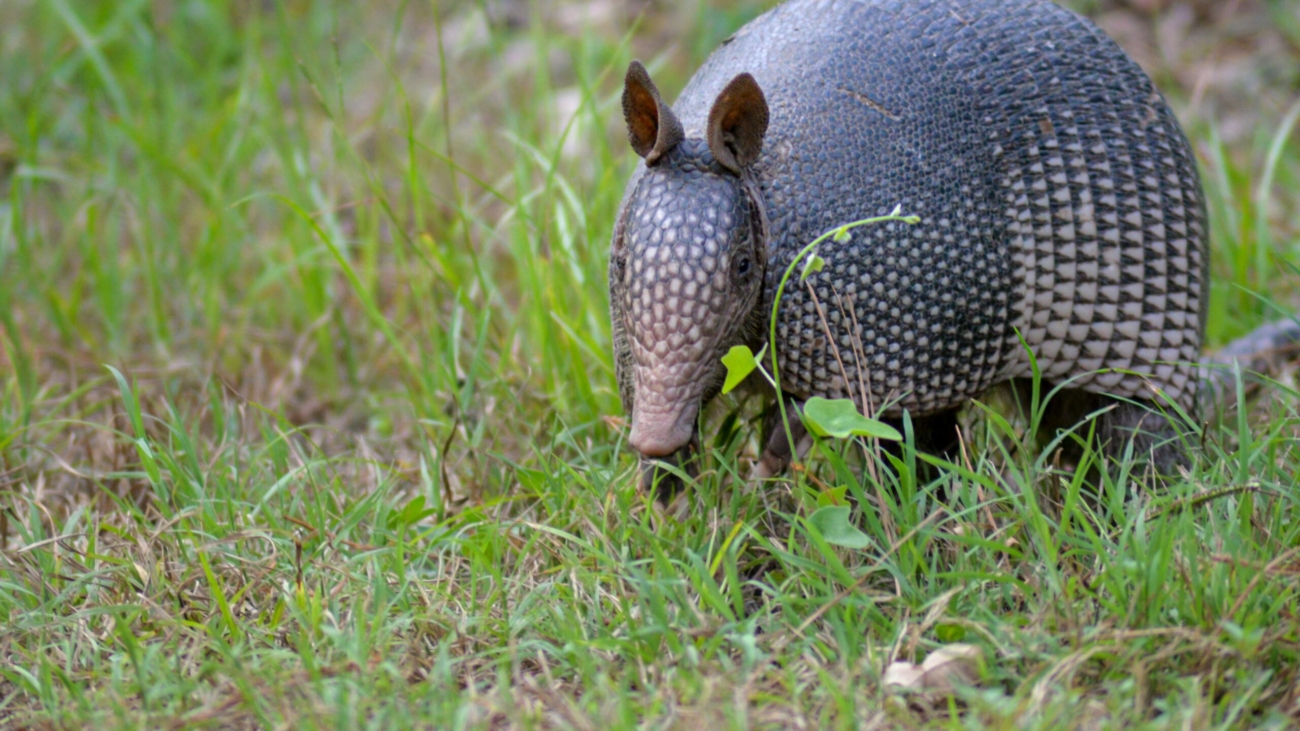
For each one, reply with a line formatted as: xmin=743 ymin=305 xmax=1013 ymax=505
xmin=1 ymin=0 xmax=1298 ymax=728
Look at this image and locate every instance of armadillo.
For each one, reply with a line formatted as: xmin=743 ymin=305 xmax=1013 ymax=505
xmin=608 ymin=0 xmax=1260 ymax=489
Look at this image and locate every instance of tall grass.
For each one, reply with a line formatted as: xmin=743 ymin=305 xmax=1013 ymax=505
xmin=0 ymin=0 xmax=1298 ymax=728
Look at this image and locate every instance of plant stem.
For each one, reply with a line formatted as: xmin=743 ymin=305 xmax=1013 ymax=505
xmin=766 ymin=211 xmax=920 ymax=473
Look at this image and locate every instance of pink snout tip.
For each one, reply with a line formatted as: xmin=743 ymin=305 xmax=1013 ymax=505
xmin=628 ymin=407 xmax=698 ymax=457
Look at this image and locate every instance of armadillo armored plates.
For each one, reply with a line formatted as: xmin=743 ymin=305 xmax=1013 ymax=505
xmin=608 ymin=0 xmax=1207 ymax=490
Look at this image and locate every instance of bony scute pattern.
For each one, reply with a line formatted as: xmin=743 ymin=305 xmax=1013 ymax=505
xmin=622 ymin=146 xmax=747 ymax=375
xmin=974 ymin=16 xmax=1207 ymax=410
xmin=610 ymin=0 xmax=1208 ymax=483
xmin=612 ymin=130 xmax=769 ymax=457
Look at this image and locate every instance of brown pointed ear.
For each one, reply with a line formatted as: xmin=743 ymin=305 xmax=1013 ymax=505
xmin=622 ymin=60 xmax=684 ymax=166
xmin=706 ymin=73 xmax=768 ymax=174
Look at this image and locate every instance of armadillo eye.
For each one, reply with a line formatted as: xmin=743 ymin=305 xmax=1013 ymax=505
xmin=737 ymin=257 xmax=751 ymax=276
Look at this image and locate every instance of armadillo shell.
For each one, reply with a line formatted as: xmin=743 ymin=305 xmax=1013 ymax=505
xmin=669 ymin=0 xmax=1207 ymax=416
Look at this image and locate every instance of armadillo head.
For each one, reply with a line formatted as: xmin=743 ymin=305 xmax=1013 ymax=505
xmin=609 ymin=60 xmax=771 ymax=493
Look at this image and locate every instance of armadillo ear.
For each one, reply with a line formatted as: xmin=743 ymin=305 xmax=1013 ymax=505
xmin=706 ymin=73 xmax=768 ymax=175
xmin=622 ymin=60 xmax=684 ymax=166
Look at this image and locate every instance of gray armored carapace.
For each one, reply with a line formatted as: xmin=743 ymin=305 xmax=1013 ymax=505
xmin=609 ymin=0 xmax=1244 ymax=493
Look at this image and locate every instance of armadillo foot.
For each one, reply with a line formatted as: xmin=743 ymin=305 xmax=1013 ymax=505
xmin=754 ymin=400 xmax=811 ymax=480
xmin=1019 ymin=379 xmax=1194 ymax=482
xmin=1093 ymin=399 xmax=1193 ymax=478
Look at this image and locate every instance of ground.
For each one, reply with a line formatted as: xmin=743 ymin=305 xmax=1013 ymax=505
xmin=1 ymin=0 xmax=1298 ymax=728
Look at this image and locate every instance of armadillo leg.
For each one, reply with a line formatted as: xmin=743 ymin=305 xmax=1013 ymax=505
xmin=755 ymin=400 xmax=811 ymax=479
xmin=871 ymin=407 xmax=964 ymax=483
xmin=901 ymin=407 xmax=963 ymax=461
xmin=1020 ymin=380 xmax=1193 ymax=479
xmin=755 ymin=402 xmax=965 ymax=481
xmin=1091 ymin=399 xmax=1193 ymax=477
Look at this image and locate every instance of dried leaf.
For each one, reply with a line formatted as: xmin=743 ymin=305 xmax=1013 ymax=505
xmin=884 ymin=644 xmax=984 ymax=695
xmin=882 ymin=661 xmax=925 ymax=689
xmin=918 ymin=643 xmax=982 ymax=693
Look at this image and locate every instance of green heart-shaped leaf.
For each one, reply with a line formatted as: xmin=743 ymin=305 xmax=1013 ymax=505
xmin=721 ymin=345 xmax=757 ymax=395
xmin=808 ymin=505 xmax=872 ymax=549
xmin=802 ymin=397 xmax=902 ymax=441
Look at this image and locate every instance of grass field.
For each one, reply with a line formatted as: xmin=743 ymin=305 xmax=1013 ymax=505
xmin=1 ymin=0 xmax=1299 ymax=728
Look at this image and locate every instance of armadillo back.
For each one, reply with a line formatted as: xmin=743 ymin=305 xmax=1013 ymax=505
xmin=670 ymin=0 xmax=1207 ymax=415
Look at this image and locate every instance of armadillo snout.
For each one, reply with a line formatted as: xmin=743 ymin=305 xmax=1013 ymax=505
xmin=628 ymin=377 xmax=701 ymax=456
